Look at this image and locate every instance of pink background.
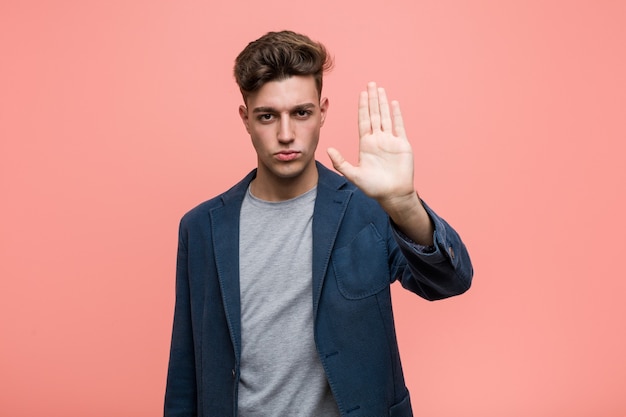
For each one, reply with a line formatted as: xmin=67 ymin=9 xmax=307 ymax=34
xmin=1 ymin=1 xmax=625 ymax=416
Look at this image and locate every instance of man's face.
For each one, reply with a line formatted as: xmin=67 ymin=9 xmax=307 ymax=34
xmin=239 ymin=75 xmax=328 ymax=196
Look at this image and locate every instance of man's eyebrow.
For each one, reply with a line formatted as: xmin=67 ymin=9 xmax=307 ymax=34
xmin=252 ymin=103 xmax=317 ymax=113
xmin=292 ymin=103 xmax=316 ymax=111
xmin=252 ymin=106 xmax=276 ymax=113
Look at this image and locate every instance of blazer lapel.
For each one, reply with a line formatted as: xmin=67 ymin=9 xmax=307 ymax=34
xmin=311 ymin=163 xmax=352 ymax=318
xmin=209 ymin=170 xmax=256 ymax=362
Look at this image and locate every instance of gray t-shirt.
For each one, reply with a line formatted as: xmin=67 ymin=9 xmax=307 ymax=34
xmin=238 ymin=185 xmax=341 ymax=417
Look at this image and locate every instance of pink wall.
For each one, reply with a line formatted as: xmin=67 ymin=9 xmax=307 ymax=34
xmin=1 ymin=1 xmax=625 ymax=416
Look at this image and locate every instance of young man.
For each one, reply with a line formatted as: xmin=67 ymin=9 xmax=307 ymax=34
xmin=164 ymin=31 xmax=473 ymax=417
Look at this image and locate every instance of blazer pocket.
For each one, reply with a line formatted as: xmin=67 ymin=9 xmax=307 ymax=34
xmin=332 ymin=224 xmax=390 ymax=300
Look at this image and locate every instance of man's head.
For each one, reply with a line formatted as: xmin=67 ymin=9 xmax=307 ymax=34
xmin=234 ymin=30 xmax=333 ymax=104
xmin=234 ymin=31 xmax=332 ymax=200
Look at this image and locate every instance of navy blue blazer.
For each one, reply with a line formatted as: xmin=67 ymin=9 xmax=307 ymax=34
xmin=164 ymin=162 xmax=473 ymax=417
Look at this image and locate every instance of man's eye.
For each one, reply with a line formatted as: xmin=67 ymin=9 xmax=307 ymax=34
xmin=259 ymin=114 xmax=274 ymax=121
xmin=296 ymin=110 xmax=312 ymax=117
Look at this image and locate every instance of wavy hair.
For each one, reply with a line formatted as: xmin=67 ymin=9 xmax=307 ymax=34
xmin=234 ymin=30 xmax=333 ymax=102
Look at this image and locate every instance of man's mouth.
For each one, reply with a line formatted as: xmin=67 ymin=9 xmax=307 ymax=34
xmin=275 ymin=150 xmax=300 ymax=161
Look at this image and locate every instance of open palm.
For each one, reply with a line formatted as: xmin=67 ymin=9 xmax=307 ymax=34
xmin=328 ymin=82 xmax=416 ymax=204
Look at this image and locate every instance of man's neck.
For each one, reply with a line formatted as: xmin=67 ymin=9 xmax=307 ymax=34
xmin=250 ymin=168 xmax=318 ymax=202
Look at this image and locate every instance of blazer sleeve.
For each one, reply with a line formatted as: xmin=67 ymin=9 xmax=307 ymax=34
xmin=164 ymin=219 xmax=198 ymax=416
xmin=389 ymin=200 xmax=473 ymax=301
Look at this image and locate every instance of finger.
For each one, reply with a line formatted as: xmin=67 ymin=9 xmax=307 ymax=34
xmin=367 ymin=82 xmax=381 ymax=132
xmin=391 ymin=100 xmax=406 ymax=138
xmin=358 ymin=90 xmax=370 ymax=138
xmin=327 ymin=147 xmax=357 ymax=180
xmin=378 ymin=87 xmax=392 ymax=133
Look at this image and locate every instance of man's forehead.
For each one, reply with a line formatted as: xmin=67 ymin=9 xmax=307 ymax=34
xmin=245 ymin=76 xmax=320 ymax=108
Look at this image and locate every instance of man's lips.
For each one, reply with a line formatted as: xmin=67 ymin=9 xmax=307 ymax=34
xmin=274 ymin=150 xmax=301 ymax=161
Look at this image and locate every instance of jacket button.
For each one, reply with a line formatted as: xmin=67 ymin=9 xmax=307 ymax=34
xmin=232 ymin=369 xmax=236 ymax=378
xmin=448 ymin=247 xmax=455 ymax=259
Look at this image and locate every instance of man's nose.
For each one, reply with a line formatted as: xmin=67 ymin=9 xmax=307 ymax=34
xmin=277 ymin=117 xmax=294 ymax=143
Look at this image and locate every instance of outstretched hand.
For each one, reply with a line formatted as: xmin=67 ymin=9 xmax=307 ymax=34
xmin=328 ymin=82 xmax=434 ymax=245
xmin=327 ymin=82 xmax=416 ymax=208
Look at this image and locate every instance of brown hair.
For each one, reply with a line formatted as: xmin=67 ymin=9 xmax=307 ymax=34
xmin=234 ymin=30 xmax=333 ymax=102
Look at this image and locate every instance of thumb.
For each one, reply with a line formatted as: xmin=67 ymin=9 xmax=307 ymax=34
xmin=327 ymin=147 xmax=356 ymax=180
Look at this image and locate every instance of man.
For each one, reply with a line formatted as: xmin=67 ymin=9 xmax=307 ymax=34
xmin=164 ymin=30 xmax=472 ymax=417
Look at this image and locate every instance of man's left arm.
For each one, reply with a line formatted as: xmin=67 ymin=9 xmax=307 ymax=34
xmin=327 ymin=82 xmax=472 ymax=297
xmin=390 ymin=199 xmax=473 ymax=300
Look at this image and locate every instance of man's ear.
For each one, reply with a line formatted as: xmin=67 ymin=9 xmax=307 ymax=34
xmin=319 ymin=97 xmax=329 ymax=127
xmin=239 ymin=105 xmax=250 ymax=133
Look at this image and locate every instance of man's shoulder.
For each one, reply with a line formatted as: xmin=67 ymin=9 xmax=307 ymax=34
xmin=180 ymin=168 xmax=256 ymax=223
xmin=182 ymin=193 xmax=223 ymax=219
